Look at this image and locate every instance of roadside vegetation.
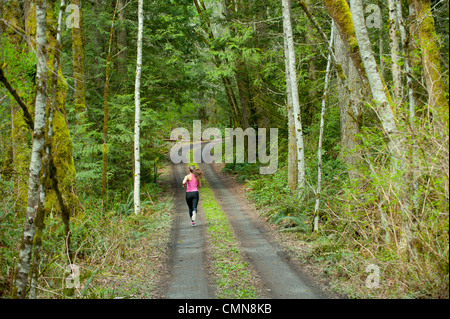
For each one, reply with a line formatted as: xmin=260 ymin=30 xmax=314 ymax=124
xmin=1 ymin=0 xmax=447 ymax=299
xmin=0 ymin=166 xmax=174 ymax=298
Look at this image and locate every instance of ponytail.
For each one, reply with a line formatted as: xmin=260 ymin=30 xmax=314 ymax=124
xmin=189 ymin=165 xmax=202 ymax=181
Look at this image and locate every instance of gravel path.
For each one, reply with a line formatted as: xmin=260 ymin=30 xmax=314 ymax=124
xmin=164 ymin=163 xmax=215 ymax=299
xmin=199 ymin=162 xmax=327 ymax=299
xmin=163 ymin=141 xmax=330 ymax=299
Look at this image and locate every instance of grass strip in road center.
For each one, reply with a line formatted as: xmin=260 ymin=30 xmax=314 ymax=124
xmin=188 ymin=158 xmax=258 ymax=298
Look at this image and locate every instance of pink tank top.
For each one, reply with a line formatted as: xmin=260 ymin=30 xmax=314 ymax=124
xmin=186 ymin=174 xmax=198 ymax=192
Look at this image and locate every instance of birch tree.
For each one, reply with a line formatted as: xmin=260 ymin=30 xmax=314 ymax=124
xmin=30 ymin=0 xmax=70 ymax=298
xmin=14 ymin=0 xmax=47 ymax=298
xmin=388 ymin=0 xmax=402 ymax=101
xmin=348 ymin=0 xmax=401 ymax=160
xmin=282 ymin=0 xmax=306 ymax=194
xmin=283 ymin=31 xmax=298 ymax=193
xmin=134 ymin=0 xmax=143 ymax=215
xmin=314 ymin=24 xmax=334 ymax=232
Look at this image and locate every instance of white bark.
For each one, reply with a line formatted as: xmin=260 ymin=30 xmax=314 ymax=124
xmin=30 ymin=0 xmax=66 ymax=299
xmin=388 ymin=0 xmax=402 ymax=100
xmin=134 ymin=0 xmax=143 ymax=215
xmin=15 ymin=0 xmax=47 ymax=298
xmin=349 ymin=0 xmax=400 ymax=159
xmin=283 ymin=28 xmax=297 ymax=192
xmin=395 ymin=0 xmax=416 ymax=123
xmin=314 ymin=23 xmax=334 ymax=232
xmin=282 ymin=0 xmax=305 ymax=194
xmin=352 ymin=0 xmax=416 ymax=256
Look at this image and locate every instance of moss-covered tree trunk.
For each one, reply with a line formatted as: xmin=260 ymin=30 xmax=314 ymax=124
xmin=323 ymin=0 xmax=366 ymax=84
xmin=388 ymin=0 xmax=402 ymax=101
xmin=334 ymin=25 xmax=362 ymax=180
xmin=3 ymin=0 xmax=31 ymax=216
xmin=14 ymin=0 xmax=47 ymax=299
xmin=412 ymin=0 xmax=449 ymax=129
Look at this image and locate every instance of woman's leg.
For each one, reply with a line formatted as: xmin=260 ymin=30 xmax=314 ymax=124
xmin=186 ymin=192 xmax=194 ymax=219
xmin=191 ymin=191 xmax=199 ymax=221
xmin=192 ymin=191 xmax=199 ymax=213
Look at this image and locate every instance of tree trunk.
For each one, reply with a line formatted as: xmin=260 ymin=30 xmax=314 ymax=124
xmin=30 ymin=0 xmax=73 ymax=298
xmin=282 ymin=0 xmax=306 ymax=194
xmin=349 ymin=0 xmax=400 ymax=160
xmin=134 ymin=0 xmax=143 ymax=215
xmin=72 ymin=0 xmax=86 ymax=119
xmin=411 ymin=0 xmax=449 ymax=128
xmin=388 ymin=0 xmax=402 ymax=101
xmin=235 ymin=61 xmax=251 ymax=129
xmin=322 ymin=0 xmax=366 ymax=84
xmin=14 ymin=0 xmax=47 ymax=299
xmin=334 ymin=25 xmax=362 ymax=180
xmin=283 ymin=31 xmax=298 ymax=193
xmin=314 ymin=24 xmax=334 ymax=232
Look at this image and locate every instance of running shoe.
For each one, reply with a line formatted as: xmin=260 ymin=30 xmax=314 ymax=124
xmin=191 ymin=221 xmax=196 ymax=227
xmin=192 ymin=210 xmax=197 ymax=222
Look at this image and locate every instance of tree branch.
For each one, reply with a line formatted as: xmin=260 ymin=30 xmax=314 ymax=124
xmin=0 ymin=67 xmax=34 ymax=129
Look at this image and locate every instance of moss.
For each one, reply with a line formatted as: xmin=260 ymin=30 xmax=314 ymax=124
xmin=1 ymin=144 xmax=14 ymax=181
xmin=324 ymin=0 xmax=365 ymax=78
xmin=414 ymin=0 xmax=449 ymax=125
xmin=24 ymin=1 xmax=36 ymax=43
xmin=12 ymin=109 xmax=31 ymax=216
xmin=348 ymin=37 xmax=358 ymax=53
xmin=4 ymin=0 xmax=23 ymax=44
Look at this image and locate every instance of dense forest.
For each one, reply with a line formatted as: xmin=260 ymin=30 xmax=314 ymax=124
xmin=0 ymin=0 xmax=448 ymax=299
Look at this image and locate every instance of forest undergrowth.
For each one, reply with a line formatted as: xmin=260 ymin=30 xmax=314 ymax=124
xmin=224 ymin=127 xmax=449 ymax=299
xmin=0 ymin=164 xmax=174 ymax=299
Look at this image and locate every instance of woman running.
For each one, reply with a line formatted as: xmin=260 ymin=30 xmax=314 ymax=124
xmin=182 ymin=165 xmax=202 ymax=226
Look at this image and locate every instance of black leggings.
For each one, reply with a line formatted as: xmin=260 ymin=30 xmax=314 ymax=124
xmin=185 ymin=191 xmax=199 ymax=219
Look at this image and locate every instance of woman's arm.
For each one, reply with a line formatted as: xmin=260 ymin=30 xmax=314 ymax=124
xmin=182 ymin=174 xmax=192 ymax=187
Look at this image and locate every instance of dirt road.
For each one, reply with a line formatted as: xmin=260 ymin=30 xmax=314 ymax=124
xmin=164 ymin=162 xmax=215 ymax=299
xmin=161 ymin=142 xmax=331 ymax=299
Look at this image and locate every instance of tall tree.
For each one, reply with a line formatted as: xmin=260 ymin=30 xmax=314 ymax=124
xmin=14 ymin=0 xmax=47 ymax=299
xmin=72 ymin=0 xmax=86 ymax=119
xmin=282 ymin=0 xmax=306 ymax=194
xmin=411 ymin=0 xmax=449 ymax=128
xmin=284 ymin=30 xmax=298 ymax=193
xmin=314 ymin=23 xmax=334 ymax=232
xmin=321 ymin=1 xmax=396 ymax=153
xmin=134 ymin=0 xmax=143 ymax=215
xmin=388 ymin=0 xmax=402 ymax=101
